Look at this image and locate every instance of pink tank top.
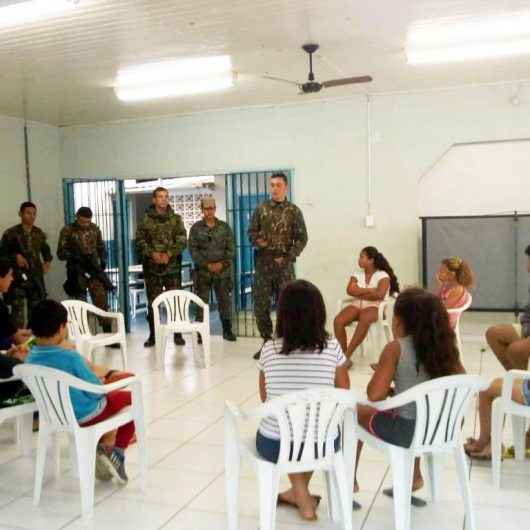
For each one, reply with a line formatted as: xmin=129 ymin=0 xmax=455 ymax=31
xmin=438 ymin=284 xmax=469 ymax=329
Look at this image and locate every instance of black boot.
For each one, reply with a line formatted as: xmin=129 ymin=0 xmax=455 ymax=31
xmin=174 ymin=333 xmax=185 ymax=346
xmin=221 ymin=318 xmax=236 ymax=342
xmin=253 ymin=338 xmax=271 ymax=360
xmin=144 ymin=313 xmax=155 ymax=348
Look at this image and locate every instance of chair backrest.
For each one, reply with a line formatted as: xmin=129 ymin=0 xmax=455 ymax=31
xmin=13 ymin=364 xmax=81 ymax=432
xmin=265 ymin=388 xmax=357 ymax=468
xmin=62 ymin=300 xmax=92 ymax=339
xmin=152 ymin=289 xmax=206 ymax=325
xmin=405 ymin=374 xmax=487 ymax=453
xmin=447 ymin=293 xmax=473 ymax=325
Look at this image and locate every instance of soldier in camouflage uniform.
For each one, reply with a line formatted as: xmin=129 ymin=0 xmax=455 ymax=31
xmin=1 ymin=202 xmax=53 ymax=328
xmin=249 ymin=172 xmax=308 ymax=358
xmin=136 ymin=187 xmax=187 ymax=347
xmin=57 ymin=207 xmax=110 ymax=316
xmin=189 ymin=197 xmax=236 ymax=342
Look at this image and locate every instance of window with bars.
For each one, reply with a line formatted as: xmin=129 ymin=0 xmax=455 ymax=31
xmin=170 ymin=191 xmax=213 ymax=232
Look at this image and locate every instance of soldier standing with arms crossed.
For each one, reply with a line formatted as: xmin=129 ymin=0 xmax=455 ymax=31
xmin=136 ymin=187 xmax=187 ymax=348
xmin=189 ymin=197 xmax=236 ymax=342
xmin=2 ymin=202 xmax=53 ymax=328
xmin=249 ymin=173 xmax=308 ymax=359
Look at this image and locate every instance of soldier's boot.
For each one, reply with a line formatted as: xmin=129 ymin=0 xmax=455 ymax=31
xmin=174 ymin=333 xmax=185 ymax=346
xmin=144 ymin=314 xmax=155 ymax=348
xmin=221 ymin=318 xmax=237 ymax=342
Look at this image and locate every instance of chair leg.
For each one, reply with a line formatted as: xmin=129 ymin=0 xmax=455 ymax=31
xmin=389 ymin=447 xmax=414 ymax=530
xmin=334 ymin=453 xmax=354 ymax=530
xmin=325 ymin=470 xmax=341 ymax=523
xmin=512 ymin=415 xmax=526 ymax=461
xmin=424 ymin=453 xmax=441 ymax=502
xmin=256 ymin=462 xmax=279 ymax=530
xmin=491 ymin=399 xmax=503 ymax=488
xmin=155 ymin=330 xmax=166 ymax=370
xmin=119 ymin=338 xmax=128 ymax=371
xmin=33 ymin=426 xmax=52 ymax=505
xmin=454 ymin=444 xmax=476 ymax=530
xmin=76 ymin=434 xmax=97 ymax=519
xmin=17 ymin=413 xmax=33 ymax=456
xmin=134 ymin=406 xmax=149 ymax=490
xmin=202 ymin=327 xmax=211 ymax=368
xmin=224 ymin=440 xmax=241 ymax=530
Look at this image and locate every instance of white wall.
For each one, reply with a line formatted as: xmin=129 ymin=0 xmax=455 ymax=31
xmin=0 ymin=118 xmax=63 ymax=299
xmin=419 ymin=140 xmax=530 ymax=217
xmin=58 ymin=83 xmax=530 ymax=319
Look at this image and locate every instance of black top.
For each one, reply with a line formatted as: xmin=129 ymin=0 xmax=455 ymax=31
xmin=0 ymin=297 xmax=16 ymax=350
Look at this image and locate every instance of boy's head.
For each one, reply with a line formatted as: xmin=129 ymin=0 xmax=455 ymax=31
xmin=0 ymin=259 xmax=14 ymax=294
xmin=30 ymin=300 xmax=68 ymax=343
xmin=526 ymin=245 xmax=530 ymax=273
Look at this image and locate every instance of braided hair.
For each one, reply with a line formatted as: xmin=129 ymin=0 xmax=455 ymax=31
xmin=362 ymin=246 xmax=400 ymax=295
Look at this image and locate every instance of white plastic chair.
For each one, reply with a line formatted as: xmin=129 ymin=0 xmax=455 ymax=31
xmin=152 ymin=290 xmax=210 ymax=369
xmin=447 ymin=293 xmax=473 ymax=355
xmin=62 ymin=300 xmax=128 ymax=370
xmin=357 ymin=375 xmax=488 ymax=530
xmin=13 ymin=364 xmax=148 ymax=518
xmin=491 ymin=369 xmax=530 ymax=488
xmin=337 ymin=296 xmax=395 ymax=359
xmin=224 ymin=388 xmax=358 ymax=530
xmin=0 ymin=375 xmax=37 ymax=455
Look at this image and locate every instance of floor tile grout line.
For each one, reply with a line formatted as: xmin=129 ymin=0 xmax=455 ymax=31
xmin=156 ymin=471 xmax=225 ymax=530
xmin=360 ymin=464 xmax=390 ymax=530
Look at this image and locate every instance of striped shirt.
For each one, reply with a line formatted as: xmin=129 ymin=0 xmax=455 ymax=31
xmin=257 ymin=338 xmax=347 ymax=440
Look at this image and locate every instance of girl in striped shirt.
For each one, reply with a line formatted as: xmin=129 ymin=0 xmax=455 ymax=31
xmin=256 ymin=279 xmax=350 ymax=521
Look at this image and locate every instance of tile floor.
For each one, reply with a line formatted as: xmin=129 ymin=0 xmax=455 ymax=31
xmin=0 ymin=321 xmax=529 ymax=530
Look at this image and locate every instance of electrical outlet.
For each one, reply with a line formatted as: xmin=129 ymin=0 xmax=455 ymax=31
xmin=364 ymin=215 xmax=375 ymax=228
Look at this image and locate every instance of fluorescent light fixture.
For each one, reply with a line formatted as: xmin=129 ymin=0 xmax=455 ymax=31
xmin=114 ymin=55 xmax=235 ymax=102
xmin=116 ymin=56 xmax=232 ymax=87
xmin=407 ymin=11 xmax=530 ymax=64
xmin=0 ymin=0 xmax=76 ymax=27
xmin=115 ymin=74 xmax=235 ymax=102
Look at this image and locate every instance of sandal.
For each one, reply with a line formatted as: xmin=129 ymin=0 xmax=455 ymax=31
xmin=467 ymin=447 xmax=492 ymax=461
xmin=382 ymin=488 xmax=427 ymax=507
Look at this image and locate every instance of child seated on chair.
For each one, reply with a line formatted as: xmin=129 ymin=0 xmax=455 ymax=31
xmin=256 ymin=279 xmax=350 ymax=521
xmin=464 ymin=376 xmax=530 ymax=460
xmin=26 ymin=299 xmax=135 ymax=484
xmin=435 ymin=257 xmax=474 ymax=329
xmin=356 ymin=288 xmax=465 ymax=494
xmin=334 ymin=246 xmax=400 ymax=367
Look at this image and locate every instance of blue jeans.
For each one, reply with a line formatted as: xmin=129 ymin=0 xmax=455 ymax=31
xmin=256 ymin=430 xmax=341 ymax=463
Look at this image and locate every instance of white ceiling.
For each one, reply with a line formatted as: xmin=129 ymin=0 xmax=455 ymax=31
xmin=2 ymin=0 xmax=530 ymax=126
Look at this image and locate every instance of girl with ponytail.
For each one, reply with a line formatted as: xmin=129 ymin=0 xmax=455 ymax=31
xmin=436 ymin=257 xmax=474 ymax=328
xmin=334 ymin=246 xmax=400 ymax=365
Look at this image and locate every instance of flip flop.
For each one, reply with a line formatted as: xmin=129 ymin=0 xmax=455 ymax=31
xmin=277 ymin=494 xmax=322 ymax=508
xmin=382 ymin=488 xmax=427 ymax=507
xmin=467 ymin=450 xmax=492 ymax=461
xmin=503 ymin=446 xmax=530 ymax=459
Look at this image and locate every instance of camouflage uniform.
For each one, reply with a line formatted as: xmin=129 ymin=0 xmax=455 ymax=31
xmin=249 ymin=199 xmax=308 ymax=339
xmin=135 ymin=206 xmax=187 ymax=337
xmin=1 ymin=224 xmax=53 ymax=328
xmin=57 ymin=221 xmax=109 ymax=311
xmin=188 ymin=218 xmax=234 ymax=322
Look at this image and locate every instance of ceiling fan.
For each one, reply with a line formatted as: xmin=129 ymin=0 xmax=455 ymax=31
xmin=262 ymin=43 xmax=372 ymax=94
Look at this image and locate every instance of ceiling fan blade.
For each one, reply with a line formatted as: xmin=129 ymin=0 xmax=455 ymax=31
xmin=321 ymin=76 xmax=373 ymax=88
xmin=261 ymin=75 xmax=302 ymax=87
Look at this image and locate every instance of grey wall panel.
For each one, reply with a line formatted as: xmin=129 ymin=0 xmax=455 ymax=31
xmin=423 ymin=216 xmax=521 ymax=311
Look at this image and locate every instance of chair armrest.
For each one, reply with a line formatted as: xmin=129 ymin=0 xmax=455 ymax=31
xmin=501 ymin=370 xmax=530 ymax=403
xmin=69 ymin=376 xmax=139 ymax=395
xmin=0 ymin=375 xmax=20 ymax=384
xmin=86 ymin=305 xmax=123 ymax=322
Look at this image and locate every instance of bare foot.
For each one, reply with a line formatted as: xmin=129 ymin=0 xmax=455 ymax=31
xmin=464 ymin=437 xmax=488 ymax=455
xmin=468 ymin=441 xmax=492 ymax=460
xmin=278 ymin=489 xmax=321 ymax=508
xmin=412 ymin=476 xmax=424 ymax=492
xmin=296 ymin=497 xmax=317 ymax=521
